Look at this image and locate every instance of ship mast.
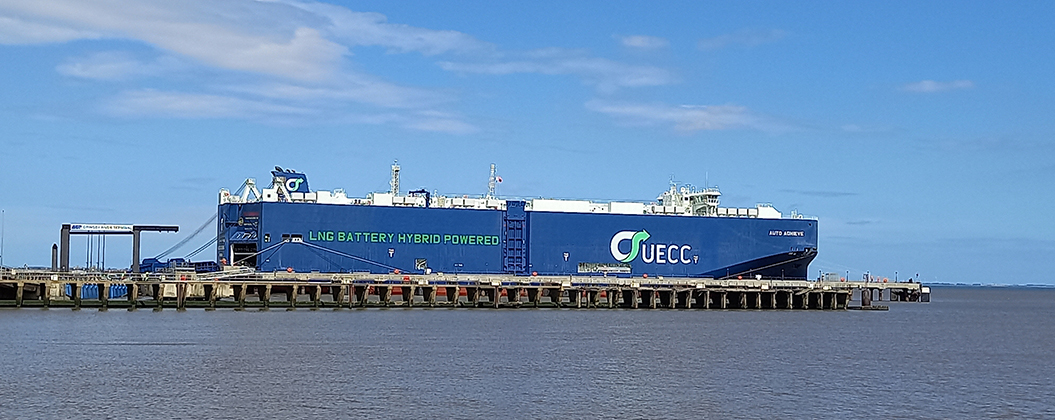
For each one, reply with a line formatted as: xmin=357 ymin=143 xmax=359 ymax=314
xmin=390 ymin=160 xmax=400 ymax=196
xmin=486 ymin=163 xmax=497 ymax=199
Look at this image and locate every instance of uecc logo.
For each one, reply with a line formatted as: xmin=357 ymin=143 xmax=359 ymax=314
xmin=610 ymin=230 xmax=697 ymax=265
xmin=610 ymin=230 xmax=651 ymax=263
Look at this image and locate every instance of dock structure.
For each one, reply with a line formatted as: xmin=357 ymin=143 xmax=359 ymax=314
xmin=0 ymin=269 xmax=927 ymax=311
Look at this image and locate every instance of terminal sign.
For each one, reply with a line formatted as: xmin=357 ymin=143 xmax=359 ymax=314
xmin=70 ymin=224 xmax=134 ymax=233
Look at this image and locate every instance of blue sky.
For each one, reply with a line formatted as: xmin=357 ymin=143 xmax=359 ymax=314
xmin=1 ymin=0 xmax=1052 ymax=284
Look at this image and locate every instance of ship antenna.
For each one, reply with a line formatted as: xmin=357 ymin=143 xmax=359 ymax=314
xmin=390 ymin=160 xmax=400 ymax=196
xmin=487 ymin=163 xmax=497 ymax=199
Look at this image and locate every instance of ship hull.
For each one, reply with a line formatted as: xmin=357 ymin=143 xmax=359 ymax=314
xmin=218 ymin=201 xmax=818 ymax=279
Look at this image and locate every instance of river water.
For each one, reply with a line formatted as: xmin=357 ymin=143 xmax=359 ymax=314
xmin=1 ymin=286 xmax=1052 ymax=419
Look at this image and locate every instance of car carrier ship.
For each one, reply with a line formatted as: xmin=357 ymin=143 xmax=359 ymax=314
xmin=216 ymin=163 xmax=817 ymax=279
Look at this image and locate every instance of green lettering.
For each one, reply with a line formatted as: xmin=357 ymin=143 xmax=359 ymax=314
xmin=337 ymin=231 xmax=345 ymax=241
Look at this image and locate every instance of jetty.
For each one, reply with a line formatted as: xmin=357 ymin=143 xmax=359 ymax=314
xmin=0 ymin=268 xmax=927 ymax=310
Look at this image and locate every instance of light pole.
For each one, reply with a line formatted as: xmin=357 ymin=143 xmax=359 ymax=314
xmin=1 ymin=209 xmax=5 ymax=269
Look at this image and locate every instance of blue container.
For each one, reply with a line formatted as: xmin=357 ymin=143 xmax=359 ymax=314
xmin=64 ymin=284 xmax=128 ymax=299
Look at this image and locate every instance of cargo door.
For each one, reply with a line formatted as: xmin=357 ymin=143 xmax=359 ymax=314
xmin=231 ymin=243 xmax=257 ymax=267
xmin=502 ymin=201 xmax=527 ymax=274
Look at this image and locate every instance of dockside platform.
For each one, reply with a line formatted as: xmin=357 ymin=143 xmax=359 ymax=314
xmin=0 ymin=269 xmax=928 ymax=310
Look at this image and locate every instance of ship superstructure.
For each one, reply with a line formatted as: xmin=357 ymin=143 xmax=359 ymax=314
xmin=221 ymin=163 xmax=785 ymax=219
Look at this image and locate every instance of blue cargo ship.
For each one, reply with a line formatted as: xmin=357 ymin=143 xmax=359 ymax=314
xmin=216 ymin=164 xmax=817 ymax=279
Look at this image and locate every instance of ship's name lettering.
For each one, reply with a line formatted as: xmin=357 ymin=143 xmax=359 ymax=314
xmin=308 ymin=230 xmax=499 ymax=246
xmin=768 ymin=230 xmax=805 ymax=237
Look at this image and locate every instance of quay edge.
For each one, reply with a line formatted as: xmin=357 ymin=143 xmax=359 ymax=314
xmin=1 ymin=269 xmax=927 ymax=310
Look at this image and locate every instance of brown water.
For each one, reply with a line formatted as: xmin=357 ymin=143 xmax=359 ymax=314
xmin=0 ymin=286 xmax=1052 ymax=419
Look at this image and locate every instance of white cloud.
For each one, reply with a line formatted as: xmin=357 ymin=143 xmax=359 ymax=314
xmin=586 ymin=100 xmax=778 ymax=132
xmin=0 ymin=0 xmax=488 ymax=131
xmin=617 ymin=35 xmax=669 ymax=49
xmin=333 ymin=111 xmax=478 ymax=134
xmin=0 ymin=1 xmax=346 ymax=81
xmin=104 ymin=89 xmax=477 ymax=133
xmin=2 ymin=1 xmax=685 ymax=133
xmin=439 ymin=48 xmax=675 ymax=91
xmin=280 ymin=1 xmax=492 ymax=55
xmin=900 ymin=80 xmax=975 ymax=93
xmin=104 ymin=89 xmax=312 ymax=119
xmin=698 ymin=28 xmax=786 ymax=50
xmin=0 ymin=15 xmax=101 ymax=44
xmin=405 ymin=113 xmax=479 ymax=134
xmin=230 ymin=74 xmax=452 ymax=109
xmin=0 ymin=0 xmax=490 ymax=82
xmin=56 ymin=51 xmax=184 ymax=80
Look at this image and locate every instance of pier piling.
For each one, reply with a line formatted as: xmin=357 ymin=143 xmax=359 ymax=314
xmin=176 ymin=283 xmax=187 ymax=311
xmin=444 ymin=286 xmax=458 ymax=305
xmin=379 ymin=286 xmax=392 ymax=306
xmin=152 ymin=284 xmax=161 ymax=310
xmin=128 ymin=283 xmax=138 ymax=310
xmin=99 ymin=282 xmax=108 ymax=310
xmin=528 ymin=288 xmax=542 ymax=307
xmin=72 ymin=283 xmax=81 ymax=310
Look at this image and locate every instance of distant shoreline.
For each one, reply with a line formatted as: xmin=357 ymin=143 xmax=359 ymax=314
xmin=927 ymin=283 xmax=1055 ymax=289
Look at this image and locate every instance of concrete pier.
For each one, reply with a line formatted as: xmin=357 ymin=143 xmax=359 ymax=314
xmin=0 ymin=268 xmax=927 ymax=310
